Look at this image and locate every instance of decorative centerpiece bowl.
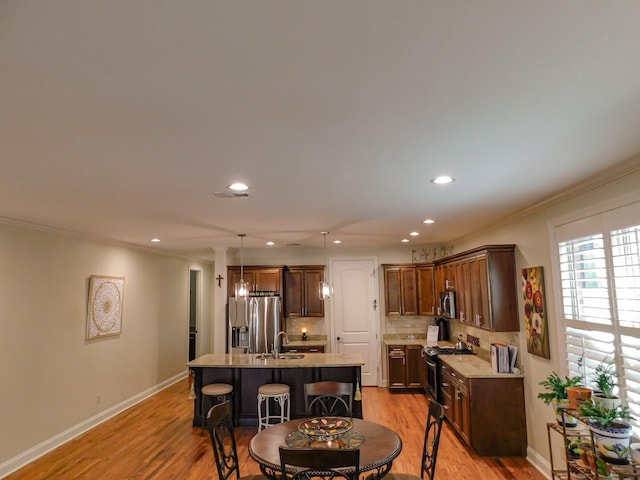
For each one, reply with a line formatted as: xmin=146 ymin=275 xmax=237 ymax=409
xmin=298 ymin=417 xmax=352 ymax=441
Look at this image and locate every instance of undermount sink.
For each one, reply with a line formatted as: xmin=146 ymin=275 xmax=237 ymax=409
xmin=255 ymin=353 xmax=277 ymax=360
xmin=254 ymin=353 xmax=305 ymax=360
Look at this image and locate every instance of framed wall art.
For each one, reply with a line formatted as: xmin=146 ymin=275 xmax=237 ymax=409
xmin=86 ymin=275 xmax=125 ymax=340
xmin=522 ymin=266 xmax=550 ymax=359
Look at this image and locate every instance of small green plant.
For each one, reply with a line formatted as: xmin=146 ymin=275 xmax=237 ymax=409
xmin=537 ymin=372 xmax=583 ymax=405
xmin=566 ymin=439 xmax=584 ymax=458
xmin=592 ymin=363 xmax=618 ymax=399
xmin=578 ymin=399 xmax=633 ymax=427
xmin=595 ymin=458 xmax=610 ymax=477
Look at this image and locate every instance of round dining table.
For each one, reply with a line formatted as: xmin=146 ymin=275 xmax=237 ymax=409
xmin=249 ymin=417 xmax=403 ymax=479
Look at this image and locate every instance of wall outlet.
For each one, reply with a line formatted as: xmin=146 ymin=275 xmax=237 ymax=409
xmin=466 ymin=334 xmax=480 ymax=347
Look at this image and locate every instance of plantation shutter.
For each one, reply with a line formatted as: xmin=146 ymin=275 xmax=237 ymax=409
xmin=553 ymin=199 xmax=640 ymax=436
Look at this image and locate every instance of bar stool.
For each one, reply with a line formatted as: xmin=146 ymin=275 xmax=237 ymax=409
xmin=257 ymin=383 xmax=290 ymax=431
xmin=201 ymin=383 xmax=233 ymax=433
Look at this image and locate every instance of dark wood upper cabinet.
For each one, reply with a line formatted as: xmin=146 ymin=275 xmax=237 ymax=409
xmin=417 ymin=265 xmax=435 ymax=315
xmin=284 ymin=266 xmax=324 ymax=317
xmin=436 ymin=245 xmax=518 ymax=332
xmin=383 ymin=265 xmax=418 ymax=316
xmin=383 ymin=264 xmax=436 ymax=316
xmin=226 ymin=266 xmax=284 ymax=298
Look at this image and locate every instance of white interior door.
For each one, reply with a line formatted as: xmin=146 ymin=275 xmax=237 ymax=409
xmin=330 ymin=257 xmax=379 ymax=386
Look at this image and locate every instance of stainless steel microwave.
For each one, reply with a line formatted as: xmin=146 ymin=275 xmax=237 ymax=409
xmin=439 ymin=291 xmax=456 ymax=319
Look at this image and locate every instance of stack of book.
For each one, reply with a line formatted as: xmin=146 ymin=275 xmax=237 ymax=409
xmin=490 ymin=343 xmax=518 ymax=373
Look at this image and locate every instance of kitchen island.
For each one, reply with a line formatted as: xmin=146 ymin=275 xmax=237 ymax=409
xmin=187 ymin=352 xmax=364 ymax=427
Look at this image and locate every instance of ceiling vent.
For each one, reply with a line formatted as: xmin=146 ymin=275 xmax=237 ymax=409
xmin=212 ymin=191 xmax=252 ymax=198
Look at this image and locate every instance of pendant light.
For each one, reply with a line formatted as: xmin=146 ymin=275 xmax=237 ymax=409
xmin=235 ymin=234 xmax=249 ymax=299
xmin=319 ymin=231 xmax=332 ymax=300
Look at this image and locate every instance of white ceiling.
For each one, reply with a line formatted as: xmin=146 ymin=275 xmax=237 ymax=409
xmin=2 ymin=1 xmax=640 ymax=261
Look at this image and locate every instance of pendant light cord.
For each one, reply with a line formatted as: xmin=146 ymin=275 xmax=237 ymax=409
xmin=239 ymin=234 xmax=245 ymax=281
xmin=322 ymin=231 xmax=329 ymax=273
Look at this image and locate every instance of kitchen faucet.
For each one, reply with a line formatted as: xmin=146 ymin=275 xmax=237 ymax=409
xmin=273 ymin=331 xmax=289 ymax=355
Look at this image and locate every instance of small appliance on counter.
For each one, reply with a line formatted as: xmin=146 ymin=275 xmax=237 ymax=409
xmin=434 ymin=317 xmax=449 ymax=341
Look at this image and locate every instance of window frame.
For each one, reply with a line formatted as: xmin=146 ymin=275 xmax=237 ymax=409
xmin=549 ymin=191 xmax=640 ymax=436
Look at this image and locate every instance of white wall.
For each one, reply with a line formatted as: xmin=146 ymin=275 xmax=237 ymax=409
xmin=0 ymin=224 xmax=211 ymax=472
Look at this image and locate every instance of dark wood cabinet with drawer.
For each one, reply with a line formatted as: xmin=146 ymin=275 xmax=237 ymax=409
xmin=388 ymin=344 xmax=422 ymax=389
xmin=438 ymin=358 xmax=526 ymax=457
xmin=282 ymin=345 xmax=325 ymax=353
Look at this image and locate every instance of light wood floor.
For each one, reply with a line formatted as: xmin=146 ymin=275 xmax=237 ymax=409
xmin=5 ymin=379 xmax=546 ymax=480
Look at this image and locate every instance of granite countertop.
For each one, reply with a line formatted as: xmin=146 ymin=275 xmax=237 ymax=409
xmin=383 ymin=338 xmax=457 ymax=348
xmin=383 ymin=338 xmax=430 ymax=347
xmin=439 ymin=354 xmax=524 ymax=379
xmin=382 ymin=337 xmax=523 ymax=379
xmin=187 ymin=352 xmax=364 ymax=368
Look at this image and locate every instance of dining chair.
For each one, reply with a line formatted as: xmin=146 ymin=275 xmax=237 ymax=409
xmin=304 ymin=381 xmax=353 ymax=417
xmin=384 ymin=399 xmax=445 ymax=480
xmin=207 ymin=400 xmax=267 ymax=480
xmin=279 ymin=446 xmax=360 ymax=480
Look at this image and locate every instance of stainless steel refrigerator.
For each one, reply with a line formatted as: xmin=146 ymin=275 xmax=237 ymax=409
xmin=227 ymin=296 xmax=282 ymax=354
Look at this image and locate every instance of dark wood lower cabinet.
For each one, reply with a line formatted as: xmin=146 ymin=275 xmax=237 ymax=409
xmin=282 ymin=345 xmax=325 ymax=353
xmin=440 ymin=360 xmax=526 ymax=457
xmin=388 ymin=346 xmax=407 ymax=388
xmin=406 ymin=345 xmax=422 ymax=388
xmin=388 ymin=344 xmax=423 ymax=389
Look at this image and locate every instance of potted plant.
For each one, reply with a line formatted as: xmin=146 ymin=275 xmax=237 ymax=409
xmin=538 ymin=372 xmax=583 ymax=426
xmin=566 ymin=438 xmax=584 ymax=459
xmin=579 ymin=399 xmax=634 ymax=464
xmin=591 ymin=363 xmax=621 ymax=409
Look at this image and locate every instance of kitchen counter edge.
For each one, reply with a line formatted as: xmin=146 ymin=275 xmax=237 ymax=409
xmin=187 ymin=352 xmax=364 ymax=368
xmin=439 ymin=354 xmax=524 ymax=379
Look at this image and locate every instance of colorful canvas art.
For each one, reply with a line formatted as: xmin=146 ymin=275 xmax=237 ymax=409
xmin=522 ymin=266 xmax=550 ymax=359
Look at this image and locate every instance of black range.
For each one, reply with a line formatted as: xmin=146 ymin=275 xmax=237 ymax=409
xmin=422 ymin=345 xmax=475 ymax=403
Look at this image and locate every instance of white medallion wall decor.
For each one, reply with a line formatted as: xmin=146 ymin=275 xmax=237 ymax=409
xmin=86 ymin=275 xmax=124 ymax=340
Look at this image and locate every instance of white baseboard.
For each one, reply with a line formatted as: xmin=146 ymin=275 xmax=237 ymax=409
xmin=526 ymin=445 xmax=551 ymax=479
xmin=0 ymin=371 xmax=187 ymax=479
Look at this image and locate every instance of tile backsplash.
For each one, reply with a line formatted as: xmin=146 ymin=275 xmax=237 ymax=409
xmin=383 ymin=315 xmax=522 ymax=372
xmin=450 ymin=321 xmax=521 ymax=371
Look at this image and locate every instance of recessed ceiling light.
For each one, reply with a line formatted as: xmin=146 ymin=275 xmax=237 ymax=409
xmin=150 ymin=238 xmax=160 ymax=243
xmin=431 ymin=176 xmax=454 ymax=185
xmin=423 ymin=219 xmax=436 ymax=224
xmin=333 ymin=240 xmax=341 ymax=244
xmin=409 ymin=231 xmax=420 ymax=236
xmin=401 ymin=239 xmax=410 ymax=243
xmin=266 ymin=241 xmax=275 ymax=246
xmin=228 ymin=183 xmax=248 ymax=191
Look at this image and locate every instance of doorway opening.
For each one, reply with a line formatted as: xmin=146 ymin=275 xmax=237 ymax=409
xmin=189 ymin=268 xmax=202 ymax=361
